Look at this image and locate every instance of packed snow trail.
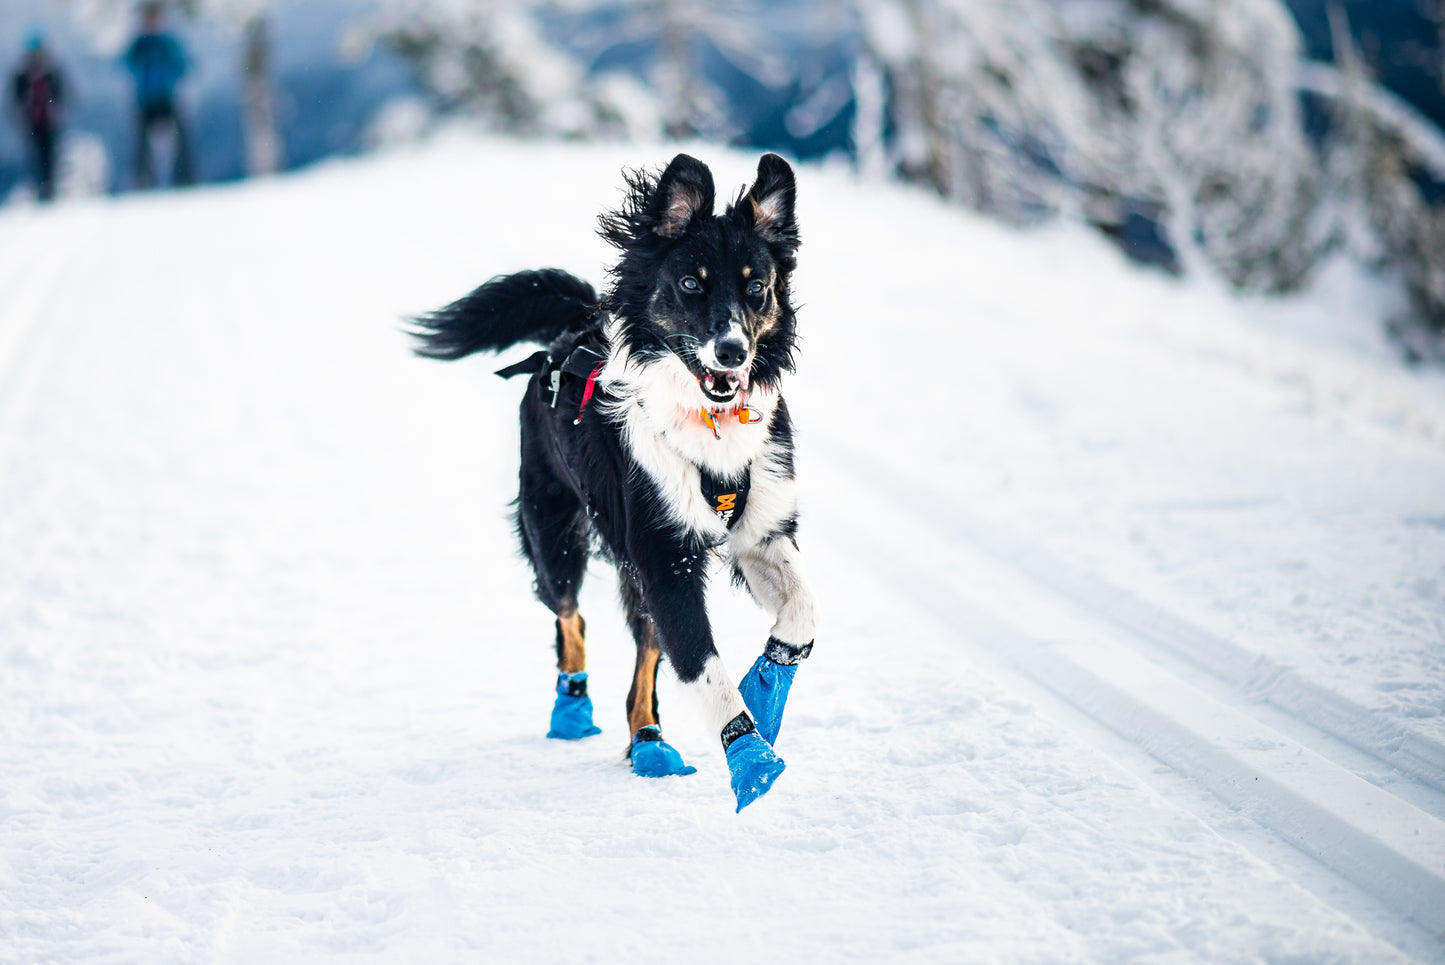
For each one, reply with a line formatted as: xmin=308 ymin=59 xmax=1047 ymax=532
xmin=811 ymin=445 xmax=1445 ymax=936
xmin=1 ymin=137 xmax=1443 ymax=963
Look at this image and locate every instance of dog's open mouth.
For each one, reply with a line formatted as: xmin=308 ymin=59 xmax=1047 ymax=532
xmin=700 ymin=369 xmax=745 ymax=406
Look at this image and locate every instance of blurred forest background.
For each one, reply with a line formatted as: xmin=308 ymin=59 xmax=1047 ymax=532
xmin=2 ymin=0 xmax=1443 ymax=358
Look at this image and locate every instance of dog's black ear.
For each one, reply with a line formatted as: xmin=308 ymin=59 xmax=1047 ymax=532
xmin=649 ymin=154 xmax=715 ymax=238
xmin=737 ymin=153 xmax=798 ymax=248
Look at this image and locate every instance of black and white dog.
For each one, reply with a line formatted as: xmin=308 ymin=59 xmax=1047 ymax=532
xmin=413 ymin=153 xmax=818 ymax=811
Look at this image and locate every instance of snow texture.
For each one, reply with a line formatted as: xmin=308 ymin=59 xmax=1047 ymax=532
xmin=1 ymin=134 xmax=1443 ymax=962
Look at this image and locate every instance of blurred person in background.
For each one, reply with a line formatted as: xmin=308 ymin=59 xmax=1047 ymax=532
xmin=125 ymin=1 xmax=192 ymax=188
xmin=10 ymin=31 xmax=67 ymax=202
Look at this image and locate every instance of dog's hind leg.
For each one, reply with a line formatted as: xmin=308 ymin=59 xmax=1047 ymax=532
xmin=518 ymin=455 xmax=600 ymax=741
xmin=619 ymin=574 xmax=696 ymax=777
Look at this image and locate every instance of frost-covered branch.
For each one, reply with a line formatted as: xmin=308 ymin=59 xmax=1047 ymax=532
xmin=859 ymin=0 xmax=1332 ymax=292
xmin=362 ymin=0 xmax=661 ymax=140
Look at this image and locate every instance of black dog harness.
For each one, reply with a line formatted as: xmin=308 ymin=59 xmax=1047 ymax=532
xmin=493 ymin=342 xmax=606 ymax=412
xmin=700 ymin=468 xmax=750 ymax=529
xmin=497 ymin=343 xmax=752 ymax=530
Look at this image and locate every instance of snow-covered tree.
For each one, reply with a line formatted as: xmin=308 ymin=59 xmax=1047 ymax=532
xmin=1302 ymin=3 xmax=1445 ymax=357
xmin=362 ymin=0 xmax=661 ymax=141
xmin=232 ymin=2 xmax=281 ymax=177
xmin=367 ymin=0 xmax=832 ymax=146
xmin=175 ymin=0 xmax=282 ymax=176
xmin=857 ymin=0 xmax=1091 ymax=221
xmin=554 ymin=0 xmax=795 ymax=142
xmin=858 ymin=0 xmax=1331 ymax=291
xmin=1058 ymin=0 xmax=1331 ymax=290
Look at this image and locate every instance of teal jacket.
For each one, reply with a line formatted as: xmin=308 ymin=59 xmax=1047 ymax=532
xmin=124 ymin=32 xmax=187 ymax=108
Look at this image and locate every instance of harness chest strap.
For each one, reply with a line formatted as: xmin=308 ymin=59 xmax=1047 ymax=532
xmin=700 ymin=467 xmax=750 ymax=529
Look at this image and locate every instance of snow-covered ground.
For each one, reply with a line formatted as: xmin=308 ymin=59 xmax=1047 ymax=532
xmin=2 ymin=134 xmax=1443 ymax=963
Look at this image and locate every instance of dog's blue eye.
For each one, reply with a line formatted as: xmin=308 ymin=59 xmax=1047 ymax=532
xmin=747 ymin=280 xmax=765 ymax=296
xmin=679 ymin=276 xmax=701 ymax=293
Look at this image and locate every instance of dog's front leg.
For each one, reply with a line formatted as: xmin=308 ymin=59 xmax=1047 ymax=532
xmin=629 ymin=538 xmax=787 ymax=811
xmin=735 ymin=535 xmax=820 ymax=746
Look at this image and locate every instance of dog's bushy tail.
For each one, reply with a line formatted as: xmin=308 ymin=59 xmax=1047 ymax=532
xmin=411 ymin=269 xmax=599 ymax=360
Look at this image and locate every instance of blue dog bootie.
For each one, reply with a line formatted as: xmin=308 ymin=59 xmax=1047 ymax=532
xmin=721 ymin=714 xmax=786 ymax=812
xmin=737 ymin=639 xmax=812 ymax=746
xmin=547 ymin=672 xmax=602 ymax=740
xmin=630 ymin=725 xmax=697 ymax=777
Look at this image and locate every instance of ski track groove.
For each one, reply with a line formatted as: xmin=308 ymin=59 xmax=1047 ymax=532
xmin=0 ymin=211 xmax=101 ymax=444
xmin=808 ymin=441 xmax=1445 ymax=943
xmin=815 ymin=431 xmax=1445 ymax=800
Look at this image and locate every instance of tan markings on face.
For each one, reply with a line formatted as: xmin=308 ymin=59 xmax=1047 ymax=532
xmin=627 ymin=629 xmax=661 ymax=732
xmin=742 ymin=266 xmax=752 ymax=279
xmin=752 ymin=268 xmax=782 ymax=337
xmin=557 ymin=611 xmax=587 ymax=674
xmin=698 ymin=267 xmax=707 ymax=280
xmin=647 ymin=290 xmax=675 ymax=329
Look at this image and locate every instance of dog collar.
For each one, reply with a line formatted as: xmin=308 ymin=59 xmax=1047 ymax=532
xmin=700 ymin=405 xmax=763 ymax=440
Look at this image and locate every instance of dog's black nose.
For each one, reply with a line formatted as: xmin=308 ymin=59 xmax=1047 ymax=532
xmin=713 ymin=337 xmax=749 ymax=369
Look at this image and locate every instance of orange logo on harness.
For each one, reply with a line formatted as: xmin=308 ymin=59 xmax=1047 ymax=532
xmin=715 ymin=493 xmax=737 ymax=514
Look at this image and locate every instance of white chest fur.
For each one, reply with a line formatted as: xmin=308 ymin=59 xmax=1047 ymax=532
xmin=598 ymin=331 xmax=791 ymax=547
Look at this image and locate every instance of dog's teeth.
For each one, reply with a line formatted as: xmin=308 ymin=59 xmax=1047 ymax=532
xmin=704 ymin=375 xmax=715 ymax=389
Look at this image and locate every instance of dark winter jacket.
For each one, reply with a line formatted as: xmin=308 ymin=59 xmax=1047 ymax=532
xmin=12 ymin=63 xmax=64 ymax=130
xmin=124 ymin=32 xmax=187 ymax=108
